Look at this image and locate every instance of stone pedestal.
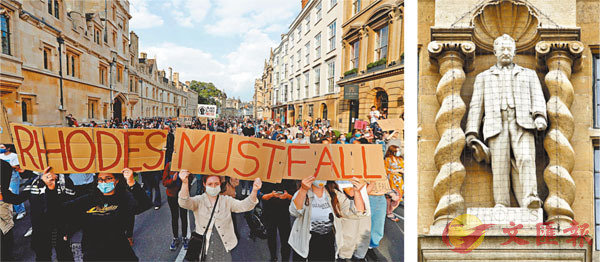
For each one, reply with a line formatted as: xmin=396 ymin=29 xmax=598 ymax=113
xmin=467 ymin=208 xmax=543 ymax=225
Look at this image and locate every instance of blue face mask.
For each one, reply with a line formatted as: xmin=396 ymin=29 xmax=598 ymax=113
xmin=0 ymin=148 xmax=6 ymax=153
xmin=97 ymin=182 xmax=115 ymax=194
xmin=355 ymin=133 xmax=361 ymax=138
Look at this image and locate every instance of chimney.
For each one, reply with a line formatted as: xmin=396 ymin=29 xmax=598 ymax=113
xmin=140 ymin=52 xmax=147 ymax=59
xmin=173 ymin=72 xmax=179 ymax=84
xmin=301 ymin=0 xmax=309 ymax=9
xmin=168 ymin=67 xmax=173 ymax=82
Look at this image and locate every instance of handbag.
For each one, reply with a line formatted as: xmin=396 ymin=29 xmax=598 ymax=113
xmin=184 ymin=195 xmax=219 ymax=262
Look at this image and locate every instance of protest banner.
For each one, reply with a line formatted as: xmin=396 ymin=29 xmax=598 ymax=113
xmin=377 ymin=118 xmax=404 ymax=131
xmin=171 ymin=128 xmax=387 ymax=182
xmin=10 ymin=124 xmax=167 ymax=173
xmin=10 ymin=124 xmax=47 ymax=172
xmin=197 ymin=104 xmax=217 ymax=118
xmin=0 ymin=100 xmax=12 ymax=144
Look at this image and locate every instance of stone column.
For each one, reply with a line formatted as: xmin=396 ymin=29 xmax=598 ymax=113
xmin=427 ymin=41 xmax=475 ymax=230
xmin=535 ymin=41 xmax=584 ymax=229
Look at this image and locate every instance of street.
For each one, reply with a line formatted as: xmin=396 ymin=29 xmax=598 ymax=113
xmin=10 ymin=182 xmax=403 ymax=261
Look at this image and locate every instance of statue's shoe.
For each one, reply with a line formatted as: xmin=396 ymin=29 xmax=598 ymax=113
xmin=524 ymin=196 xmax=542 ymax=209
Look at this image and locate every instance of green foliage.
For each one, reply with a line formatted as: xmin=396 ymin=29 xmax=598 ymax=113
xmin=188 ymin=80 xmax=225 ymax=106
xmin=367 ymin=58 xmax=387 ymax=70
xmin=344 ymin=68 xmax=358 ymax=77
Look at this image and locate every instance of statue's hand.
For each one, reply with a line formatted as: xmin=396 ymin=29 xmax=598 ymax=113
xmin=466 ymin=134 xmax=477 ymax=147
xmin=534 ymin=117 xmax=547 ymax=131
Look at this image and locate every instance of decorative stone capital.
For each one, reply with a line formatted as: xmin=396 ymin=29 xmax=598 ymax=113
xmin=428 ymin=41 xmax=476 ymax=71
xmin=535 ymin=41 xmax=584 ymax=71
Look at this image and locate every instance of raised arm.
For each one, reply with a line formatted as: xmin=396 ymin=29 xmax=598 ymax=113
xmin=291 ymin=176 xmax=314 ymax=215
xmin=123 ymin=168 xmax=152 ymax=215
xmin=177 ymin=170 xmax=198 ymax=211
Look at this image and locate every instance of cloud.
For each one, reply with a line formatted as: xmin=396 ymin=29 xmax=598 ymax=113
xmin=129 ymin=0 xmax=164 ymax=29
xmin=140 ymin=35 xmax=274 ymax=101
xmin=167 ymin=0 xmax=211 ymax=27
xmin=204 ymin=0 xmax=299 ymax=36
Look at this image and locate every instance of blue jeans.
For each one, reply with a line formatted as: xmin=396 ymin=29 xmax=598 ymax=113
xmin=9 ymin=172 xmax=25 ymax=214
xmin=369 ymin=195 xmax=386 ymax=248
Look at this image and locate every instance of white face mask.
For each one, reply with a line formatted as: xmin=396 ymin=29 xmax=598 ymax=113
xmin=395 ymin=151 xmax=401 ymax=157
xmin=313 ymin=180 xmax=326 ymax=188
xmin=205 ymin=186 xmax=220 ymax=197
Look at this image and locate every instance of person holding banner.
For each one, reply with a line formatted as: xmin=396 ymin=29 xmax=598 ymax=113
xmin=261 ymin=180 xmax=296 ymax=261
xmin=1 ymin=165 xmax=76 ymax=261
xmin=289 ymin=176 xmax=366 ymax=261
xmin=178 ymin=170 xmax=262 ymax=261
xmin=0 ymin=144 xmax=26 ymax=220
xmin=64 ymin=168 xmax=152 ymax=261
xmin=384 ymin=145 xmax=403 ymax=222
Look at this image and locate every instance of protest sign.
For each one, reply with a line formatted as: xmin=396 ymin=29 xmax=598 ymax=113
xmin=172 ymin=128 xmax=386 ymax=182
xmin=0 ymin=100 xmax=12 ymax=144
xmin=197 ymin=104 xmax=217 ymax=118
xmin=10 ymin=124 xmax=167 ymax=173
xmin=377 ymin=118 xmax=404 ymax=131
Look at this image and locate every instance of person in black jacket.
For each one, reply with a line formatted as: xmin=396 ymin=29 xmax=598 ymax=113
xmin=2 ymin=166 xmax=76 ymax=261
xmin=261 ymin=180 xmax=297 ymax=261
xmin=64 ymin=168 xmax=152 ymax=261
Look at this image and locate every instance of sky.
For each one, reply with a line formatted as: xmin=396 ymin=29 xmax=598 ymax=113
xmin=128 ymin=0 xmax=302 ymax=102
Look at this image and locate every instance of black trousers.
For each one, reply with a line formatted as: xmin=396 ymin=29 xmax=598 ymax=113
xmin=1 ymin=228 xmax=13 ymax=261
xmin=292 ymin=231 xmax=335 ymax=261
xmin=167 ymin=196 xmax=188 ymax=238
xmin=142 ymin=171 xmax=162 ymax=207
xmin=125 ymin=215 xmax=135 ymax=238
xmin=32 ymin=227 xmax=73 ymax=261
xmin=265 ymin=208 xmax=291 ymax=261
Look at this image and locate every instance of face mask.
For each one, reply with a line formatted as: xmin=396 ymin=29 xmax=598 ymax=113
xmin=97 ymin=182 xmax=115 ymax=194
xmin=205 ymin=186 xmax=220 ymax=197
xmin=395 ymin=151 xmax=401 ymax=157
xmin=355 ymin=133 xmax=361 ymax=138
xmin=313 ymin=180 xmax=326 ymax=188
xmin=340 ymin=137 xmax=346 ymax=141
xmin=0 ymin=148 xmax=6 ymax=153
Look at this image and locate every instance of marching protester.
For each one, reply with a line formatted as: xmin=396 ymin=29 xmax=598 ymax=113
xmin=289 ymin=175 xmax=366 ymax=261
xmin=163 ymin=162 xmax=189 ymax=251
xmin=64 ymin=168 xmax=152 ymax=261
xmin=1 ymin=165 xmax=76 ymax=261
xmin=1 ymin=161 xmax=17 ymax=261
xmin=385 ymin=145 xmax=404 ymax=221
xmin=0 ymin=144 xmax=26 ymax=220
xmin=178 ymin=170 xmax=262 ymax=261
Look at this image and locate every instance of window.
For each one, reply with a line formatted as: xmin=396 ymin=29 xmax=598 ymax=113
xmin=290 ymin=56 xmax=294 ymax=72
xmin=112 ymin=6 xmax=116 ymax=21
xmin=594 ymin=54 xmax=600 ymax=127
xmin=298 ymin=24 xmax=302 ymax=38
xmin=117 ymin=64 xmax=123 ymax=82
xmin=123 ymin=40 xmax=127 ymax=54
xmin=66 ymin=51 xmax=79 ymax=77
xmin=99 ymin=65 xmax=107 ymax=85
xmin=112 ymin=31 xmax=117 ymax=47
xmin=351 ymin=40 xmax=360 ymax=68
xmin=595 ymin=146 xmax=600 ymax=250
xmin=314 ymin=66 xmax=320 ymax=96
xmin=328 ymin=20 xmax=336 ymax=52
xmin=54 ymin=0 xmax=59 ymax=19
xmin=327 ymin=60 xmax=335 ymax=93
xmin=313 ymin=2 xmax=321 ymax=22
xmin=314 ymin=33 xmax=321 ymax=59
xmin=296 ymin=76 xmax=300 ymax=100
xmin=376 ymin=25 xmax=389 ymax=60
xmin=305 ymin=15 xmax=311 ymax=32
xmin=284 ymin=63 xmax=288 ymax=78
xmin=304 ymin=72 xmax=310 ymax=98
xmin=129 ymin=78 xmax=133 ymax=92
xmin=43 ymin=48 xmax=51 ymax=70
xmin=290 ymin=33 xmax=294 ymax=48
xmin=308 ymin=104 xmax=314 ymax=118
xmin=296 ymin=50 xmax=301 ymax=70
xmin=1 ymin=14 xmax=10 ymax=55
xmin=298 ymin=105 xmax=303 ymax=120
xmin=88 ymin=99 xmax=97 ymax=119
xmin=352 ymin=0 xmax=361 ymax=15
xmin=330 ymin=0 xmax=337 ymax=9
xmin=94 ymin=27 xmax=101 ymax=44
xmin=305 ymin=43 xmax=310 ymax=66
xmin=284 ymin=85 xmax=288 ymax=101
xmin=48 ymin=0 xmax=53 ymax=15
xmin=21 ymin=99 xmax=31 ymax=122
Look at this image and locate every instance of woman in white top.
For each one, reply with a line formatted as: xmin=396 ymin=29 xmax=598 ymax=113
xmin=178 ymin=170 xmax=261 ymax=261
xmin=289 ymin=176 xmax=366 ymax=261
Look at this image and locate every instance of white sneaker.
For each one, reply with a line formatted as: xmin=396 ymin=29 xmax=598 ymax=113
xmin=24 ymin=227 xmax=33 ymax=237
xmin=16 ymin=212 xmax=26 ymax=220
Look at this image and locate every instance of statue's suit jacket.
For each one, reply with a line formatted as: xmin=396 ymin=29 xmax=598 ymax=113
xmin=466 ymin=64 xmax=547 ymax=141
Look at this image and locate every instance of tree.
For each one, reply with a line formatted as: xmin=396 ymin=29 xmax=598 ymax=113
xmin=188 ymin=80 xmax=226 ymax=106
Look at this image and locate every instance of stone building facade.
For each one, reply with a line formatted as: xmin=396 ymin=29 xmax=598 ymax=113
xmin=417 ymin=0 xmax=600 ymax=260
xmin=0 ymin=0 xmax=197 ymax=126
xmin=337 ymin=0 xmax=403 ymax=132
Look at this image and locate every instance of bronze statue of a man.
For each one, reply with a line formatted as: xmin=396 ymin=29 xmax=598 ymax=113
xmin=466 ymin=34 xmax=547 ymax=209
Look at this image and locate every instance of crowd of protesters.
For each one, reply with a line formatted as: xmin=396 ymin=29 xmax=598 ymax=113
xmin=0 ymin=105 xmax=403 ymax=261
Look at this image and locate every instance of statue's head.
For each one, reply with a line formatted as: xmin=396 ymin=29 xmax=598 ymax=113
xmin=493 ymin=34 xmax=516 ymax=66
